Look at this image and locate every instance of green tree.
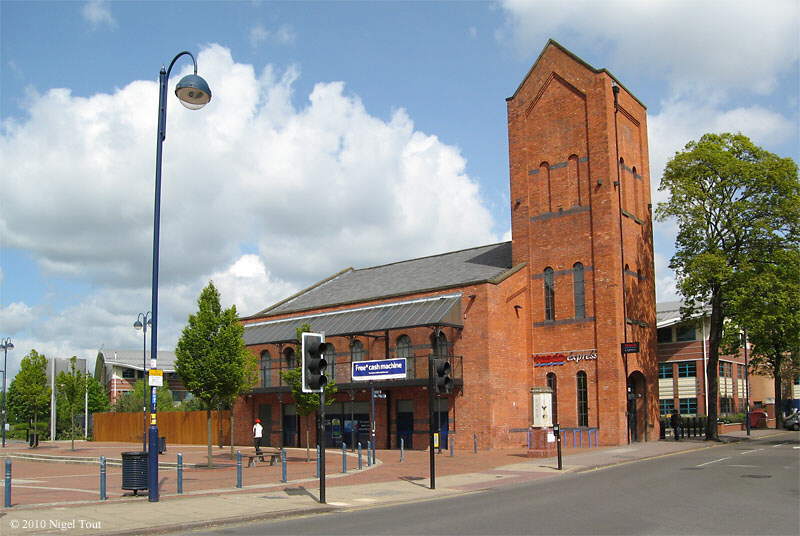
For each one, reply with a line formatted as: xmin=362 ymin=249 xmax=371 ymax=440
xmin=726 ymin=248 xmax=800 ymax=427
xmin=280 ymin=324 xmax=338 ymax=460
xmin=175 ymin=281 xmax=253 ymax=467
xmin=112 ymin=379 xmax=173 ymax=413
xmin=7 ymin=350 xmax=51 ymax=443
xmin=656 ymin=133 xmax=799 ymax=439
xmin=86 ymin=375 xmax=110 ymax=414
xmin=55 ymin=357 xmax=87 ymax=450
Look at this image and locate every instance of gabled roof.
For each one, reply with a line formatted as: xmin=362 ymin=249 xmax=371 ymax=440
xmin=96 ymin=349 xmax=177 ymax=372
xmin=656 ymin=301 xmax=711 ymax=328
xmin=244 ymin=294 xmax=463 ymax=346
xmin=251 ymin=242 xmax=518 ymax=318
xmin=506 ymin=38 xmax=645 ymax=109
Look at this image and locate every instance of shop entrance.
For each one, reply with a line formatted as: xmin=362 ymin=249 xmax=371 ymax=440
xmin=258 ymin=404 xmax=273 ymax=447
xmin=627 ymin=371 xmax=647 ymax=442
xmin=324 ymin=401 xmax=370 ymax=448
xmin=282 ymin=403 xmax=297 ymax=447
xmin=396 ymin=400 xmax=414 ymax=449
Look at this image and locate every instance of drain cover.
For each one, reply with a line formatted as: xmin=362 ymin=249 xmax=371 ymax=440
xmin=741 ymin=474 xmax=771 ymax=479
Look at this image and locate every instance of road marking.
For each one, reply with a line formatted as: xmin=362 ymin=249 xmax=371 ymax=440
xmin=354 ymin=498 xmax=378 ymax=503
xmin=328 ymin=502 xmax=351 ymax=506
xmin=728 ymin=464 xmax=759 ymax=468
xmin=741 ymin=449 xmax=763 ymax=454
xmin=7 ymin=479 xmax=44 ymax=484
xmin=771 ymin=443 xmax=786 ymax=448
xmin=3 ymin=485 xmax=99 ymax=494
xmin=697 ymin=457 xmax=731 ymax=467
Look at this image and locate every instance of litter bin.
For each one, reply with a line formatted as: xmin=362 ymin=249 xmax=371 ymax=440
xmin=749 ymin=411 xmax=767 ymax=429
xmin=159 ymin=436 xmax=167 ymax=454
xmin=121 ymin=451 xmax=148 ymax=495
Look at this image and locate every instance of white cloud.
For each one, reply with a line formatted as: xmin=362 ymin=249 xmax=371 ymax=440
xmin=249 ymin=23 xmax=296 ymax=49
xmin=0 ymin=302 xmax=36 ymax=334
xmin=1 ymin=44 xmax=499 ymax=365
xmin=81 ymin=0 xmax=116 ymax=29
xmin=498 ymin=0 xmax=799 ymax=96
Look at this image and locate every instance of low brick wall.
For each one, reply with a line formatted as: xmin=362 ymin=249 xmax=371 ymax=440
xmin=717 ymin=422 xmax=744 ymax=434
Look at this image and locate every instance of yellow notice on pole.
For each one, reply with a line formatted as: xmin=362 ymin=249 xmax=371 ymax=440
xmin=150 ymin=413 xmax=157 ymax=425
xmin=433 ymin=433 xmax=439 ymax=448
xmin=149 ymin=369 xmax=163 ymax=387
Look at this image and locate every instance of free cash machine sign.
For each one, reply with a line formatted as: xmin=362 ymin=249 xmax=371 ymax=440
xmin=352 ymin=358 xmax=407 ymax=381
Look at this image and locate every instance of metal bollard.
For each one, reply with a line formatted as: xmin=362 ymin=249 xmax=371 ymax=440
xmin=4 ymin=458 xmax=11 ymax=508
xmin=372 ymin=440 xmax=376 ymax=465
xmin=177 ymin=453 xmax=184 ymax=494
xmin=400 ymin=438 xmax=404 ymax=462
xmin=473 ymin=433 xmax=478 ymax=454
xmin=315 ymin=445 xmax=320 ymax=478
xmin=358 ymin=442 xmax=363 ymax=470
xmin=527 ymin=429 xmax=532 ymax=449
xmin=280 ymin=448 xmax=287 ymax=483
xmin=100 ymin=456 xmax=107 ymax=500
xmin=236 ymin=450 xmax=243 ymax=488
xmin=449 ymin=436 xmax=454 ymax=457
xmin=366 ymin=441 xmax=372 ymax=466
xmin=342 ymin=442 xmax=347 ymax=473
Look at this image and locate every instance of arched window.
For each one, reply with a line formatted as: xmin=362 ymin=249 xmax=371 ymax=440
xmin=283 ymin=347 xmax=296 ymax=370
xmin=546 ymin=372 xmax=558 ymax=424
xmin=396 ymin=335 xmax=414 ymax=378
xmin=350 ymin=340 xmax=365 ymax=362
xmin=260 ymin=350 xmax=271 ymax=387
xmin=325 ymin=343 xmax=336 ymax=381
xmin=432 ymin=331 xmax=448 ymax=357
xmin=577 ymin=371 xmax=588 ymax=427
xmin=573 ymin=262 xmax=585 ymax=319
xmin=544 ymin=267 xmax=555 ymax=321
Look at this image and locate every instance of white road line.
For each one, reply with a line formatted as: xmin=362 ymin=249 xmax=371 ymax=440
xmin=741 ymin=449 xmax=763 ymax=454
xmin=728 ymin=464 xmax=759 ymax=468
xmin=697 ymin=457 xmax=731 ymax=467
xmin=2 ymin=484 xmax=98 ymax=494
xmin=771 ymin=443 xmax=786 ymax=448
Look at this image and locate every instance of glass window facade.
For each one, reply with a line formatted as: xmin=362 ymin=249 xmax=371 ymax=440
xmin=544 ymin=267 xmax=555 ymax=321
xmin=659 ymin=399 xmax=675 ymax=415
xmin=573 ymin=263 xmax=585 ymax=319
xmin=676 ymin=324 xmax=696 ymax=341
xmin=576 ymin=371 xmax=588 ymax=427
xmin=679 ymin=398 xmax=698 ymax=415
xmin=678 ymin=361 xmax=697 ymax=377
xmin=658 ymin=363 xmax=673 ymax=378
xmin=260 ymin=350 xmax=271 ymax=387
xmin=657 ymin=327 xmax=672 ymax=343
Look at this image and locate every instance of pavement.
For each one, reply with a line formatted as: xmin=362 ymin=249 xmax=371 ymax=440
xmin=0 ymin=428 xmax=790 ymax=536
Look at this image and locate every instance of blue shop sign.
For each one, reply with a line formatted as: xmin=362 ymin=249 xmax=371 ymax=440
xmin=352 ymin=358 xmax=407 ymax=381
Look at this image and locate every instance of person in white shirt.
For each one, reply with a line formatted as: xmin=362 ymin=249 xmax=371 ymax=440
xmin=253 ymin=419 xmax=263 ymax=452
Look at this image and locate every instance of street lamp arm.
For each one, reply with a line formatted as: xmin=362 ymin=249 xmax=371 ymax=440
xmin=165 ymin=51 xmax=197 ymax=79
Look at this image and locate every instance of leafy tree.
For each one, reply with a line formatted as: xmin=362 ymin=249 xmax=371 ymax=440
xmin=656 ymin=133 xmax=799 ymax=439
xmin=7 ymin=350 xmax=51 ymax=443
xmin=55 ymin=357 xmax=87 ymax=450
xmin=725 ymin=248 xmax=800 ymax=426
xmin=86 ymin=375 xmax=110 ymax=414
xmin=175 ymin=281 xmax=253 ymax=467
xmin=112 ymin=379 xmax=174 ymax=413
xmin=280 ymin=324 xmax=338 ymax=460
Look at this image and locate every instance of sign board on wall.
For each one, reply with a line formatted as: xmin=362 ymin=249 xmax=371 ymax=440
xmin=530 ymin=387 xmax=553 ymax=427
xmin=533 ymin=351 xmax=597 ymax=367
xmin=621 ymin=342 xmax=640 ymax=354
xmin=352 ymin=358 xmax=407 ymax=381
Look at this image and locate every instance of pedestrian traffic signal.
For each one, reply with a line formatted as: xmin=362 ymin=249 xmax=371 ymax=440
xmin=432 ymin=358 xmax=452 ymax=394
xmin=302 ymin=332 xmax=330 ymax=393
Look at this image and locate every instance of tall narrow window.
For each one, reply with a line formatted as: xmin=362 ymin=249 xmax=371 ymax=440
xmin=397 ymin=335 xmax=414 ymax=378
xmin=260 ymin=350 xmax=271 ymax=387
xmin=325 ymin=344 xmax=336 ymax=381
xmin=577 ymin=371 xmax=588 ymax=427
xmin=432 ymin=332 xmax=448 ymax=357
xmin=544 ymin=267 xmax=555 ymax=321
xmin=546 ymin=372 xmax=558 ymax=423
xmin=351 ymin=340 xmax=365 ymax=362
xmin=283 ymin=347 xmax=296 ymax=370
xmin=573 ymin=262 xmax=585 ymax=319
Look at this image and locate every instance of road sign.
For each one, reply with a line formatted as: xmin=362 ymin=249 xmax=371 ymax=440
xmin=149 ymin=369 xmax=163 ymax=387
xmin=621 ymin=342 xmax=640 ymax=354
xmin=352 ymin=358 xmax=407 ymax=381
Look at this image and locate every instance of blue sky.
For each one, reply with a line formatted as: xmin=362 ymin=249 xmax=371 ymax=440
xmin=1 ymin=0 xmax=798 ymax=379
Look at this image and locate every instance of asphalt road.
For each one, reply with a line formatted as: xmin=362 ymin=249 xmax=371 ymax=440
xmin=188 ymin=433 xmax=799 ymax=536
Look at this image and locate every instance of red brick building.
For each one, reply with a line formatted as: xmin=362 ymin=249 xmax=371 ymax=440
xmin=233 ymin=40 xmax=658 ymax=449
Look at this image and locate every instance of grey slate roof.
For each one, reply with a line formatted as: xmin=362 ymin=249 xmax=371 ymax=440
xmin=656 ymin=300 xmax=710 ymax=327
xmin=257 ymin=242 xmax=514 ymax=317
xmin=244 ymin=294 xmax=462 ymax=346
xmin=96 ymin=349 xmax=177 ymax=372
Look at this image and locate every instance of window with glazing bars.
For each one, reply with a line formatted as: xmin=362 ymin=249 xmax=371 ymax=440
xmin=576 ymin=371 xmax=588 ymax=427
xmin=678 ymin=361 xmax=696 ymax=377
xmin=658 ymin=362 xmax=673 ymax=378
xmin=544 ymin=267 xmax=555 ymax=321
xmin=573 ymin=263 xmax=585 ymax=319
xmin=260 ymin=350 xmax=271 ymax=387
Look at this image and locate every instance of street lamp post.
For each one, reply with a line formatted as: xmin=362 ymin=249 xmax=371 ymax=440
xmin=134 ymin=313 xmax=152 ymax=452
xmin=742 ymin=331 xmax=751 ymax=436
xmin=148 ymin=51 xmax=211 ymax=502
xmin=1 ymin=338 xmax=14 ymax=448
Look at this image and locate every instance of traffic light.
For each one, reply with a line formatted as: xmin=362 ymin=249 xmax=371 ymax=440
xmin=301 ymin=332 xmax=330 ymax=393
xmin=432 ymin=358 xmax=452 ymax=394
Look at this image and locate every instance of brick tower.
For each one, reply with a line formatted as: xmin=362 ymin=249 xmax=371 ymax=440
xmin=507 ymin=40 xmax=658 ymax=445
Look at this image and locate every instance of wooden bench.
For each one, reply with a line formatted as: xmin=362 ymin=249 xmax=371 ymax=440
xmin=245 ymin=448 xmax=281 ymax=467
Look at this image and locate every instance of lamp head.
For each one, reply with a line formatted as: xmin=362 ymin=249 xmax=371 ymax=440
xmin=175 ymin=74 xmax=212 ymax=110
xmin=134 ymin=319 xmax=143 ymax=331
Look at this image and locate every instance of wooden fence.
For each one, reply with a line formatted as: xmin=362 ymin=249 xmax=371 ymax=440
xmin=93 ymin=410 xmax=231 ymax=445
